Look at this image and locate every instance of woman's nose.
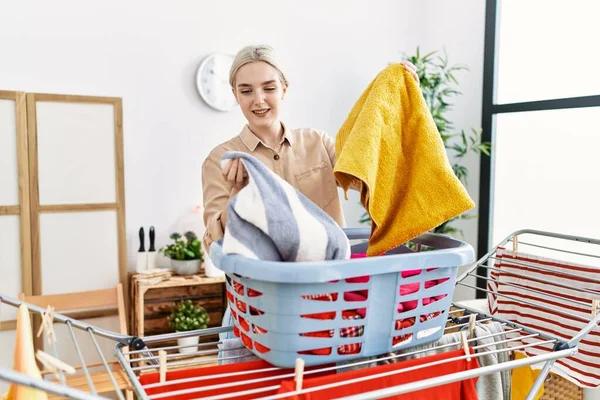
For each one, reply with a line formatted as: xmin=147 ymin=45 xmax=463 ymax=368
xmin=254 ymin=90 xmax=265 ymax=105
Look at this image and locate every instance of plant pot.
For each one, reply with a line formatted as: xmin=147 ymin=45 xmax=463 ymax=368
xmin=176 ymin=333 xmax=200 ymax=354
xmin=170 ymin=259 xmax=201 ymax=276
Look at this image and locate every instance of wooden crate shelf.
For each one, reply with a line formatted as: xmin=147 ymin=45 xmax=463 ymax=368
xmin=130 ymin=273 xmax=226 ymax=339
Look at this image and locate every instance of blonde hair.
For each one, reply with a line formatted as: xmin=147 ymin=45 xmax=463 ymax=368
xmin=229 ymin=45 xmax=289 ymax=88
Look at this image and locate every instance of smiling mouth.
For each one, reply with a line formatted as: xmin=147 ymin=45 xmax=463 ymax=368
xmin=252 ymin=109 xmax=270 ymax=116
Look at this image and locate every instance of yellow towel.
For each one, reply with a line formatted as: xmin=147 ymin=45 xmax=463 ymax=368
xmin=334 ymin=64 xmax=475 ymax=256
xmin=511 ymin=352 xmax=544 ymax=400
xmin=2 ymin=304 xmax=48 ymax=400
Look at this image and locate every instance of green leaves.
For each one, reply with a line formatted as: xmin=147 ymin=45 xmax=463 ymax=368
xmin=159 ymin=231 xmax=204 ymax=261
xmin=168 ymin=299 xmax=210 ymax=332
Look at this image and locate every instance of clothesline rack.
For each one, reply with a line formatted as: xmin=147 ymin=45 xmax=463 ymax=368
xmin=1 ymin=229 xmax=599 ymax=399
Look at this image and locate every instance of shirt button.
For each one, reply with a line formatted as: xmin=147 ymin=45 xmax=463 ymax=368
xmin=274 ymin=154 xmax=280 ymax=160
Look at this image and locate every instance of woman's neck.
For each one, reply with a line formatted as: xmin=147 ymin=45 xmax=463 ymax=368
xmin=248 ymin=121 xmax=283 ymax=149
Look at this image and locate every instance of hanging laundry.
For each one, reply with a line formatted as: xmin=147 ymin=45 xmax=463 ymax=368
xmin=276 ymin=348 xmax=480 ymax=399
xmin=333 ymin=63 xmax=474 ymax=256
xmin=139 ymin=359 xmax=334 ymax=400
xmin=473 ymin=322 xmax=512 ymax=400
xmin=510 ymin=352 xmax=544 ymax=400
xmin=221 ymin=151 xmax=350 ymax=262
xmin=385 ymin=321 xmax=510 ymax=399
xmin=488 ymin=248 xmax=600 ymax=388
xmin=3 ymin=304 xmax=48 ymax=400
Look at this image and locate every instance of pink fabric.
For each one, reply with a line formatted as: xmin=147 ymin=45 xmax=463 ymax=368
xmin=400 ymin=283 xmax=420 ymax=296
xmin=398 ymin=278 xmax=448 ymax=313
xmin=402 ymin=269 xmax=422 ymax=278
xmin=346 ymin=276 xmax=370 ymax=283
xmin=343 ymin=292 xmax=367 ymax=318
xmin=344 ymin=253 xmax=449 ymax=315
xmin=350 ymin=252 xmax=367 ymax=259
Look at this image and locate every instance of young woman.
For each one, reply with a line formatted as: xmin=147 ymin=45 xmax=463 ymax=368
xmin=201 ymin=45 xmax=418 ymax=349
xmin=202 ymin=44 xmax=418 ymax=251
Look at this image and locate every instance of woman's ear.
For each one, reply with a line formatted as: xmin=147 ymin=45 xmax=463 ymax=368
xmin=281 ymin=84 xmax=289 ymax=100
xmin=232 ymin=88 xmax=239 ymax=104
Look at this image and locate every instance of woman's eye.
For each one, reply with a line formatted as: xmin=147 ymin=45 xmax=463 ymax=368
xmin=264 ymin=87 xmax=276 ymax=92
xmin=240 ymin=90 xmax=252 ymax=94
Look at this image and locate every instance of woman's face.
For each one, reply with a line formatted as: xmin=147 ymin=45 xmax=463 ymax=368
xmin=232 ymin=61 xmax=287 ymax=132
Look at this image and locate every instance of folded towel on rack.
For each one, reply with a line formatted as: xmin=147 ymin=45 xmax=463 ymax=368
xmin=2 ymin=304 xmax=48 ymax=400
xmin=221 ymin=151 xmax=350 ymax=261
xmin=334 ymin=63 xmax=474 ymax=256
xmin=488 ymin=248 xmax=600 ymax=388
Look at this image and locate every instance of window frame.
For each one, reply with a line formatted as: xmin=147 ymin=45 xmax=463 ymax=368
xmin=476 ymin=0 xmax=600 ymax=297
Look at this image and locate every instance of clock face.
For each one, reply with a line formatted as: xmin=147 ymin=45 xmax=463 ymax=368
xmin=196 ymin=53 xmax=239 ymax=112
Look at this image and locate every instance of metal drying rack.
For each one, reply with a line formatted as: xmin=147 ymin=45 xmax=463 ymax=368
xmin=1 ymin=229 xmax=599 ymax=400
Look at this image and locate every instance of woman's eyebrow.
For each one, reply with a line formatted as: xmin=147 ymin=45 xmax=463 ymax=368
xmin=237 ymin=80 xmax=277 ymax=88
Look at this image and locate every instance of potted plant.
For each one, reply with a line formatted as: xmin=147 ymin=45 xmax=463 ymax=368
xmin=159 ymin=231 xmax=204 ymax=275
xmin=168 ymin=300 xmax=210 ymax=354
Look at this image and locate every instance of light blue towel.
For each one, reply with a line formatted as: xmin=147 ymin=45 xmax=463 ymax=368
xmin=221 ymin=151 xmax=350 ymax=261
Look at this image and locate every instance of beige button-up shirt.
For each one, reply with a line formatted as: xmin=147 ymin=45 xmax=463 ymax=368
xmin=202 ymin=123 xmax=345 ymax=251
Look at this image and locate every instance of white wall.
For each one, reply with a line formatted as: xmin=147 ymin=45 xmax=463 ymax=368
xmin=0 ymin=0 xmax=426 ymax=266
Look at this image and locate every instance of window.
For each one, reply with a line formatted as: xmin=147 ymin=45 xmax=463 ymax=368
xmin=477 ymin=0 xmax=600 ymax=296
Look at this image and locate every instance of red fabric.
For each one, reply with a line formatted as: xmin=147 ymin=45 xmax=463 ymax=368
xmin=139 ymin=360 xmax=334 ymax=400
xmin=297 ymin=310 xmax=364 ymax=355
xmin=276 ymin=349 xmax=480 ymax=399
xmin=398 ymin=279 xmax=448 ymax=312
xmin=392 ymin=311 xmax=442 ymax=346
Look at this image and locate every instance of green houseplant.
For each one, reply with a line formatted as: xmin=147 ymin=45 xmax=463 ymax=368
xmin=360 ymin=48 xmax=491 ymax=237
xmin=159 ymin=231 xmax=204 ymax=275
xmin=168 ymin=300 xmax=210 ymax=354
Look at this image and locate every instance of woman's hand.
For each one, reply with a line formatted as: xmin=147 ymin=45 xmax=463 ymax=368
xmin=400 ymin=61 xmax=419 ymax=84
xmin=221 ymin=158 xmax=248 ymax=192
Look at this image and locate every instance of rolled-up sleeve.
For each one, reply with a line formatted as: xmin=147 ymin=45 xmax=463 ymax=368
xmin=202 ymin=154 xmax=231 ymax=252
xmin=319 ymin=130 xmax=337 ymax=167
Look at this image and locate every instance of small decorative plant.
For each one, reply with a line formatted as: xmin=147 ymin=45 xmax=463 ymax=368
xmin=168 ymin=300 xmax=210 ymax=332
xmin=159 ymin=231 xmax=204 ymax=261
xmin=159 ymin=231 xmax=204 ymax=275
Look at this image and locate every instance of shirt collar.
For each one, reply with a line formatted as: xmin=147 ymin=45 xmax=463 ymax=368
xmin=239 ymin=123 xmax=294 ymax=152
xmin=281 ymin=122 xmax=294 ymax=146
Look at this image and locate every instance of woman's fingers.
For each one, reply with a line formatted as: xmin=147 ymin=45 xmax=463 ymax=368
xmin=235 ymin=160 xmax=245 ymax=184
xmin=222 ymin=158 xmax=249 ymax=190
xmin=403 ymin=61 xmax=417 ymax=72
xmin=227 ymin=159 xmax=239 ymax=183
xmin=401 ymin=61 xmax=419 ymax=84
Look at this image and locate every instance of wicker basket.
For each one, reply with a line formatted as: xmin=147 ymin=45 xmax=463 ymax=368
xmin=540 ymin=373 xmax=583 ymax=400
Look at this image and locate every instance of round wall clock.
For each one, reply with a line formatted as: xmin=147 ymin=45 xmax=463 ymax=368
xmin=196 ymin=53 xmax=238 ymax=112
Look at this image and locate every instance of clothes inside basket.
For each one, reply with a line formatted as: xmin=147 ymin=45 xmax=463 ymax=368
xmin=228 ymin=251 xmax=452 ymax=357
